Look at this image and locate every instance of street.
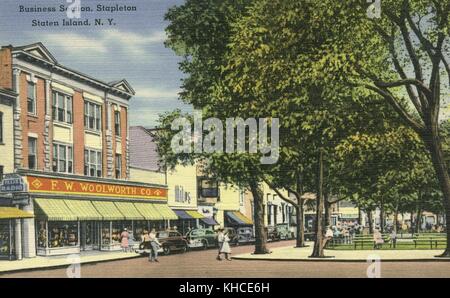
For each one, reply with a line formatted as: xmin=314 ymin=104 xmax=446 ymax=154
xmin=2 ymin=241 xmax=450 ymax=278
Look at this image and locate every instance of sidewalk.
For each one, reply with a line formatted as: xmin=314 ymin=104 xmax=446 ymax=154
xmin=232 ymin=242 xmax=450 ymax=262
xmin=0 ymin=250 xmax=141 ymax=274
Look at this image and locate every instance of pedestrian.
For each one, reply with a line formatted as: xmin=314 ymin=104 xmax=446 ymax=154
xmin=120 ymin=228 xmax=130 ymax=252
xmin=373 ymin=229 xmax=383 ymax=249
xmin=323 ymin=226 xmax=334 ymax=248
xmin=216 ymin=228 xmax=224 ymax=261
xmin=220 ymin=230 xmax=232 ymax=261
xmin=148 ymin=229 xmax=161 ymax=262
xmin=390 ymin=229 xmax=397 ymax=249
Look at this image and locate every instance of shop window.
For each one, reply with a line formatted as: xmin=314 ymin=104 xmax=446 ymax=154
xmin=0 ymin=220 xmax=14 ymax=258
xmin=28 ymin=137 xmax=37 ymax=170
xmin=0 ymin=166 xmax=3 ymax=182
xmin=84 ymin=101 xmax=102 ymax=131
xmin=199 ymin=179 xmax=219 ymax=198
xmin=114 ymin=110 xmax=121 ymax=137
xmin=0 ymin=112 xmax=3 ymax=143
xmin=84 ymin=149 xmax=102 ymax=177
xmin=52 ymin=91 xmax=73 ymax=124
xmin=52 ymin=143 xmax=73 ymax=173
xmin=133 ymin=221 xmax=148 ymax=242
xmin=115 ymin=154 xmax=122 ymax=179
xmin=36 ymin=220 xmax=47 ymax=248
xmin=47 ymin=221 xmax=78 ymax=248
xmin=27 ymin=81 xmax=36 ymax=115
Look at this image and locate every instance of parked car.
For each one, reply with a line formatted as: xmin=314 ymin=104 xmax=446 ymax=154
xmin=135 ymin=230 xmax=188 ymax=256
xmin=223 ymin=227 xmax=239 ymax=246
xmin=236 ymin=227 xmax=255 ymax=245
xmin=276 ymin=223 xmax=293 ymax=240
xmin=267 ymin=226 xmax=281 ymax=242
xmin=185 ymin=228 xmax=217 ymax=249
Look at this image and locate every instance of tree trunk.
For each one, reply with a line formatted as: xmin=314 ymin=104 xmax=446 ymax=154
xmin=249 ymin=179 xmax=269 ymax=254
xmin=310 ymin=149 xmax=325 ymax=258
xmin=393 ymin=207 xmax=399 ymax=234
xmin=423 ymin=127 xmax=450 ymax=257
xmin=368 ymin=210 xmax=373 ymax=234
xmin=324 ymin=198 xmax=332 ymax=228
xmin=416 ymin=208 xmax=422 ymax=234
xmin=295 ymin=202 xmax=306 ymax=247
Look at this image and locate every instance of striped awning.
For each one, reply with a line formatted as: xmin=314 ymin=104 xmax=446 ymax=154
xmin=154 ymin=204 xmax=178 ymax=220
xmin=226 ymin=211 xmax=253 ymax=225
xmin=64 ymin=200 xmax=103 ymax=221
xmin=134 ymin=203 xmax=163 ymax=220
xmin=92 ymin=201 xmax=125 ymax=220
xmin=114 ymin=202 xmax=145 ymax=220
xmin=34 ymin=199 xmax=77 ymax=221
xmin=174 ymin=209 xmax=205 ymax=220
xmin=201 ymin=217 xmax=219 ymax=226
xmin=186 ymin=210 xmax=205 ymax=219
xmin=0 ymin=207 xmax=34 ymax=219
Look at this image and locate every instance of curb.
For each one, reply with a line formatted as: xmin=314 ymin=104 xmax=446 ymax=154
xmin=0 ymin=254 xmax=143 ymax=275
xmin=231 ymin=256 xmax=450 ymax=263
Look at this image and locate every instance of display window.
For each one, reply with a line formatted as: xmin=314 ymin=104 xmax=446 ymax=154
xmin=0 ymin=220 xmax=14 ymax=258
xmin=133 ymin=220 xmax=148 ymax=242
xmin=101 ymin=221 xmax=111 ymax=246
xmin=47 ymin=221 xmax=79 ymax=248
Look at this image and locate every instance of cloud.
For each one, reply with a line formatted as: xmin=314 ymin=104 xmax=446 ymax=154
xmin=38 ymin=32 xmax=108 ymax=55
xmin=135 ymin=87 xmax=180 ymax=98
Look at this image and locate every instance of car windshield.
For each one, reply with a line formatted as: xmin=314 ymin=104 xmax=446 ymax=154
xmin=157 ymin=232 xmax=169 ymax=238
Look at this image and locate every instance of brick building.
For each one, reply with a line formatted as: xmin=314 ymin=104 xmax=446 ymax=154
xmin=0 ymin=43 xmax=176 ymax=260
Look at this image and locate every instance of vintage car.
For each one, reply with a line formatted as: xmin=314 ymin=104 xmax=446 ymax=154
xmin=135 ymin=230 xmax=188 ymax=256
xmin=185 ymin=228 xmax=217 ymax=249
xmin=276 ymin=223 xmax=293 ymax=240
xmin=236 ymin=227 xmax=255 ymax=245
xmin=267 ymin=226 xmax=281 ymax=242
xmin=223 ymin=227 xmax=239 ymax=246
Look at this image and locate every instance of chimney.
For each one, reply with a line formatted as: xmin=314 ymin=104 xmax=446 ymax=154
xmin=0 ymin=45 xmax=13 ymax=90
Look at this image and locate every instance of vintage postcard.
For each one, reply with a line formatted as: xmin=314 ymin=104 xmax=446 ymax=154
xmin=0 ymin=0 xmax=449 ymax=287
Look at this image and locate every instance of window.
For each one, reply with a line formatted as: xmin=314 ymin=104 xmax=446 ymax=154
xmin=84 ymin=149 xmax=102 ymax=177
xmin=114 ymin=111 xmax=121 ymax=137
xmin=200 ymin=179 xmax=219 ymax=198
xmin=27 ymin=81 xmax=36 ymax=114
xmin=28 ymin=137 xmax=37 ymax=169
xmin=239 ymin=190 xmax=245 ymax=206
xmin=115 ymin=154 xmax=122 ymax=179
xmin=0 ymin=165 xmax=3 ymax=182
xmin=52 ymin=91 xmax=73 ymax=124
xmin=0 ymin=112 xmax=3 ymax=143
xmin=52 ymin=143 xmax=73 ymax=173
xmin=84 ymin=101 xmax=102 ymax=131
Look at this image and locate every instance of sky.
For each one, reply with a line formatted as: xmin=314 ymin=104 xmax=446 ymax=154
xmin=0 ymin=0 xmax=191 ymax=127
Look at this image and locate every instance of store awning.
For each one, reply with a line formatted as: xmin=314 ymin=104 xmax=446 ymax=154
xmin=154 ymin=204 xmax=178 ymax=220
xmin=64 ymin=200 xmax=103 ymax=221
xmin=174 ymin=210 xmax=190 ymax=219
xmin=174 ymin=209 xmax=205 ymax=220
xmin=34 ymin=199 xmax=78 ymax=221
xmin=114 ymin=202 xmax=145 ymax=220
xmin=134 ymin=203 xmax=163 ymax=220
xmin=92 ymin=201 xmax=125 ymax=220
xmin=0 ymin=207 xmax=34 ymax=219
xmin=201 ymin=217 xmax=219 ymax=226
xmin=226 ymin=211 xmax=253 ymax=225
xmin=186 ymin=210 xmax=205 ymax=219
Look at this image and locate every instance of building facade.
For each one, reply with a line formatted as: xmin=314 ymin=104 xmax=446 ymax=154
xmin=0 ymin=43 xmax=176 ymax=260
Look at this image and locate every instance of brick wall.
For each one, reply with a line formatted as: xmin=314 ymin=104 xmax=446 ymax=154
xmin=0 ymin=47 xmax=12 ymax=90
xmin=121 ymin=105 xmax=127 ymax=179
xmin=73 ymin=90 xmax=85 ymax=175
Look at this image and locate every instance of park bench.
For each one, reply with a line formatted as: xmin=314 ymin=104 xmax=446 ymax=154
xmin=413 ymin=236 xmax=446 ymax=249
xmin=352 ymin=235 xmax=391 ymax=249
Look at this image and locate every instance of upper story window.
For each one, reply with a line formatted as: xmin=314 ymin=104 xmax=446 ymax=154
xmin=84 ymin=148 xmax=102 ymax=177
xmin=28 ymin=137 xmax=37 ymax=170
xmin=0 ymin=112 xmax=3 ymax=143
xmin=115 ymin=154 xmax=122 ymax=179
xmin=52 ymin=91 xmax=73 ymax=124
xmin=27 ymin=81 xmax=36 ymax=115
xmin=114 ymin=110 xmax=121 ymax=137
xmin=84 ymin=101 xmax=102 ymax=131
xmin=52 ymin=143 xmax=73 ymax=174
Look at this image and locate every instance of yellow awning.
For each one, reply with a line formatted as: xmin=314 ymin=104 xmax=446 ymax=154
xmin=0 ymin=207 xmax=34 ymax=219
xmin=134 ymin=203 xmax=163 ymax=220
xmin=185 ymin=210 xmax=205 ymax=219
xmin=34 ymin=199 xmax=77 ymax=221
xmin=114 ymin=202 xmax=145 ymax=220
xmin=153 ymin=204 xmax=178 ymax=220
xmin=64 ymin=200 xmax=103 ymax=221
xmin=92 ymin=201 xmax=125 ymax=220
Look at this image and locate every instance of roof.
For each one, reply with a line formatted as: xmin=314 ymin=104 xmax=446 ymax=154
xmin=9 ymin=42 xmax=135 ymax=98
xmin=129 ymin=126 xmax=162 ymax=171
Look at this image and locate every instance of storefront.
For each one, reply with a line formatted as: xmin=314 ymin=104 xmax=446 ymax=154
xmin=224 ymin=211 xmax=253 ymax=227
xmin=2 ymin=171 xmax=178 ymax=257
xmin=0 ymin=207 xmax=34 ymax=260
xmin=173 ymin=209 xmax=205 ymax=235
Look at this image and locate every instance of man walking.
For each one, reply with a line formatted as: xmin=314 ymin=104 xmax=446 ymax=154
xmin=216 ymin=228 xmax=225 ymax=261
xmin=148 ymin=229 xmax=161 ymax=262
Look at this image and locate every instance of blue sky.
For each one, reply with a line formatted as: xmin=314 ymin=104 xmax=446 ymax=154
xmin=0 ymin=0 xmax=191 ymax=127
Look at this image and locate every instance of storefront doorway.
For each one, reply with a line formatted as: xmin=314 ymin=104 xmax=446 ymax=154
xmin=80 ymin=221 xmax=100 ymax=251
xmin=0 ymin=219 xmax=14 ymax=260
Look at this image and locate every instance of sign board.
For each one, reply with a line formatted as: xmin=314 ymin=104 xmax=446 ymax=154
xmin=26 ymin=175 xmax=167 ymax=200
xmin=0 ymin=174 xmax=27 ymax=193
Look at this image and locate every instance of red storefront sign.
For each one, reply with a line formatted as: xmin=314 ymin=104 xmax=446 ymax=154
xmin=26 ymin=176 xmax=167 ymax=200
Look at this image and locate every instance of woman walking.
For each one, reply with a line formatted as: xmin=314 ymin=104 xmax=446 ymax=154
xmin=216 ymin=228 xmax=224 ymax=261
xmin=220 ymin=230 xmax=232 ymax=261
xmin=120 ymin=228 xmax=130 ymax=252
xmin=148 ymin=229 xmax=161 ymax=262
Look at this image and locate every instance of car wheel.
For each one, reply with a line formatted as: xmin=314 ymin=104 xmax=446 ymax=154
xmin=181 ymin=244 xmax=188 ymax=253
xmin=163 ymin=246 xmax=171 ymax=255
